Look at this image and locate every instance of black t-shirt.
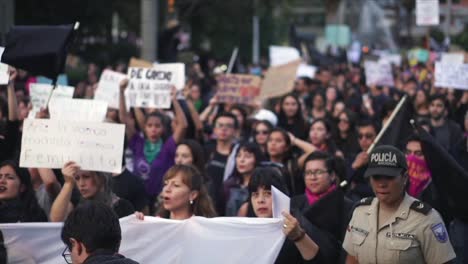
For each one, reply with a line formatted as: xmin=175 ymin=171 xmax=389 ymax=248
xmin=111 ymin=169 xmax=148 ymax=211
xmin=205 ymin=150 xmax=229 ymax=216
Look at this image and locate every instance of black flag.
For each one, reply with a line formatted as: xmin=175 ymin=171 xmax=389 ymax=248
xmin=416 ymin=122 xmax=468 ymax=221
xmin=1 ymin=23 xmax=78 ymax=80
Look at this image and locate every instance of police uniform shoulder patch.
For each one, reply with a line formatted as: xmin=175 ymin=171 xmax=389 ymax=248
xmin=410 ymin=201 xmax=432 ymax=215
xmin=356 ymin=197 xmax=374 ymax=207
xmin=431 ymin=223 xmax=448 ymax=243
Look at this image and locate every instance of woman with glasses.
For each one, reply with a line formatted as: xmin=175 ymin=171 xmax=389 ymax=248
xmin=291 ymin=152 xmax=353 ymax=262
xmin=252 ymin=120 xmax=273 ymax=154
xmin=0 ymin=160 xmax=47 ymax=223
xmin=244 ymin=167 xmax=339 ymax=263
xmin=50 ymin=162 xmax=134 ymax=222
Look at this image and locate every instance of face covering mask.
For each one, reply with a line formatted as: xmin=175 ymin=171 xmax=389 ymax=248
xmin=406 ymin=154 xmax=432 ymax=198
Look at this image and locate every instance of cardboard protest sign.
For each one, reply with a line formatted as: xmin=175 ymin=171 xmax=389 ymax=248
xmin=364 ymin=61 xmax=395 ymax=87
xmin=416 ymin=0 xmax=439 ymax=26
xmin=125 ymin=67 xmax=173 ymax=109
xmin=441 ymin=53 xmax=465 ymax=65
xmin=261 ymin=60 xmax=301 ymax=99
xmin=48 ymin=98 xmax=108 ymax=122
xmin=95 ymin=70 xmax=127 ymax=109
xmin=434 ymin=62 xmax=468 ymax=90
xmin=129 ymin=57 xmax=153 ymax=68
xmin=29 ymin=84 xmax=54 ymax=118
xmin=0 ymin=47 xmax=9 ymax=85
xmin=269 ymin=46 xmax=300 ymax=67
xmin=296 ymin=64 xmax=317 ymax=78
xmin=215 ymin=74 xmax=261 ymax=105
xmin=20 ymin=119 xmax=125 ymax=173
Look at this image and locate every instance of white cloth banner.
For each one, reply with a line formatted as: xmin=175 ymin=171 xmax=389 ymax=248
xmin=48 ymin=98 xmax=108 ymax=122
xmin=434 ymin=62 xmax=468 ymax=90
xmin=95 ymin=70 xmax=128 ymax=109
xmin=416 ymin=0 xmax=439 ymax=26
xmin=126 ymin=67 xmax=175 ymax=109
xmin=20 ymin=119 xmax=125 ymax=173
xmin=0 ymin=46 xmax=8 ymax=85
xmin=364 ymin=61 xmax=395 ymax=87
xmin=1 ymin=216 xmax=285 ymax=264
xmin=269 ymin=46 xmax=301 ymax=67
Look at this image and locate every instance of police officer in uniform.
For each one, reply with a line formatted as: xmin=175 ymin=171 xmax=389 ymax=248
xmin=343 ymin=145 xmax=456 ymax=264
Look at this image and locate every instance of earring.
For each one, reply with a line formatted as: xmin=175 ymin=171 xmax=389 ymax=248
xmin=190 ymin=200 xmax=193 ymax=205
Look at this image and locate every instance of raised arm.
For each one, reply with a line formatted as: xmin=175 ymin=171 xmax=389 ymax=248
xmin=37 ymin=168 xmax=61 ymax=198
xmin=49 ymin=162 xmax=78 ymax=222
xmin=119 ymin=79 xmax=136 ymax=140
xmin=199 ymin=95 xmax=219 ymax=124
xmin=7 ymin=67 xmax=18 ymax=121
xmin=289 ymin=133 xmax=317 ymax=168
xmin=172 ymin=87 xmax=188 ymax=144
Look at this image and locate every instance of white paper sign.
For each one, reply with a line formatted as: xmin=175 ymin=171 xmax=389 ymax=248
xmin=272 ymin=186 xmax=290 ymax=219
xmin=364 ymin=61 xmax=395 ymax=87
xmin=47 ymin=85 xmax=75 ymax=106
xmin=0 ymin=46 xmax=9 ymax=85
xmin=95 ymin=70 xmax=127 ymax=109
xmin=379 ymin=54 xmax=402 ymax=66
xmin=126 ymin=67 xmax=173 ymax=109
xmin=29 ymin=84 xmax=54 ymax=118
xmin=416 ymin=0 xmax=440 ymax=26
xmin=48 ymin=98 xmax=108 ymax=122
xmin=269 ymin=46 xmax=301 ymax=67
xmin=2 ymin=216 xmax=285 ymax=264
xmin=20 ymin=119 xmax=125 ymax=173
xmin=434 ymin=62 xmax=468 ymax=90
xmin=441 ymin=53 xmax=465 ymax=65
xmin=296 ymin=64 xmax=317 ymax=78
xmin=152 ymin=63 xmax=185 ymax=90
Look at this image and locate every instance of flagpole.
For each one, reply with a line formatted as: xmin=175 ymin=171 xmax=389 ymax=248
xmin=366 ymin=94 xmax=408 ymax=154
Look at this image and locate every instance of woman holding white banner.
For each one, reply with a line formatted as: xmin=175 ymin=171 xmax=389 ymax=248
xmin=119 ymin=79 xmax=188 ymax=212
xmin=242 ymin=167 xmax=339 ymax=263
xmin=50 ymin=162 xmax=134 ymax=222
xmin=136 ymin=164 xmax=216 ymax=220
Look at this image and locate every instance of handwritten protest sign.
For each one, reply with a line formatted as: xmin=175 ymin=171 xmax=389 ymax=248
xmin=0 ymin=47 xmax=8 ymax=85
xmin=441 ymin=53 xmax=465 ymax=65
xmin=215 ymin=74 xmax=261 ymax=105
xmin=434 ymin=62 xmax=468 ymax=90
xmin=416 ymin=0 xmax=439 ymax=26
xmin=364 ymin=61 xmax=395 ymax=87
xmin=48 ymin=85 xmax=75 ymax=106
xmin=95 ymin=70 xmax=127 ymax=109
xmin=29 ymin=84 xmax=54 ymax=118
xmin=48 ymin=98 xmax=108 ymax=122
xmin=20 ymin=119 xmax=125 ymax=173
xmin=269 ymin=46 xmax=300 ymax=67
xmin=261 ymin=60 xmax=301 ymax=99
xmin=153 ymin=63 xmax=185 ymax=90
xmin=379 ymin=54 xmax=402 ymax=66
xmin=126 ymin=67 xmax=173 ymax=109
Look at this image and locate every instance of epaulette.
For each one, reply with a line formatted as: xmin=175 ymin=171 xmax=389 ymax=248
xmin=356 ymin=197 xmax=374 ymax=207
xmin=410 ymin=201 xmax=432 ymax=215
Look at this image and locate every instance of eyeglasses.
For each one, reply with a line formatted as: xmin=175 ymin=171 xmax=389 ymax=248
xmin=358 ymin=133 xmax=375 ymax=140
xmin=215 ymin=123 xmax=234 ymax=129
xmin=62 ymin=247 xmax=72 ymax=264
xmin=304 ymin=169 xmax=329 ymax=178
xmin=255 ymin=130 xmax=270 ymax=135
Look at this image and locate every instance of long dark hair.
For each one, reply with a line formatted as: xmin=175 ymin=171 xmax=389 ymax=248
xmin=157 ymin=165 xmax=217 ymax=218
xmin=267 ymin=128 xmax=293 ymax=163
xmin=278 ymin=93 xmax=306 ymax=128
xmin=177 ymin=139 xmax=206 ymax=174
xmin=0 ymin=160 xmax=46 ymax=222
xmin=144 ymin=112 xmax=170 ymax=141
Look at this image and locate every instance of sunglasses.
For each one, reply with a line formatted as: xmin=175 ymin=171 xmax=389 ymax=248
xmin=358 ymin=133 xmax=375 ymax=140
xmin=254 ymin=130 xmax=270 ymax=135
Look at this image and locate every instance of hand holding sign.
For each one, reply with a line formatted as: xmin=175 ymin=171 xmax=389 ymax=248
xmin=8 ymin=67 xmax=17 ymax=83
xmin=61 ymin=161 xmax=80 ymax=184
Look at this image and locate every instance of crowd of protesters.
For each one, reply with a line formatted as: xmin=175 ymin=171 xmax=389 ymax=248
xmin=0 ymin=50 xmax=467 ymax=263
